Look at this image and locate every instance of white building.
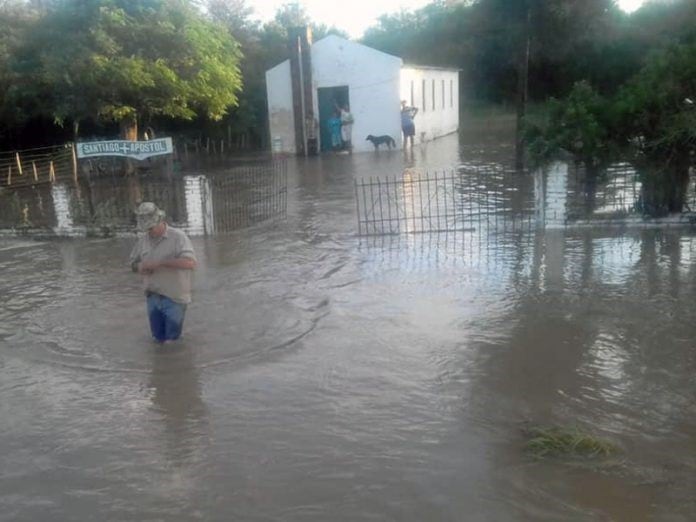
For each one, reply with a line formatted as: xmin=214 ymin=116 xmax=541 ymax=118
xmin=266 ymin=34 xmax=459 ymax=154
xmin=400 ymin=65 xmax=460 ymax=146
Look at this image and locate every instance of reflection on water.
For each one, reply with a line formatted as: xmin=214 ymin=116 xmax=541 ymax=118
xmin=1 ymin=126 xmax=696 ymax=521
xmin=149 ymin=344 xmax=207 ymax=467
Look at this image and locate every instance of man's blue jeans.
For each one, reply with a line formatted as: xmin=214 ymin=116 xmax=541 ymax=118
xmin=146 ymin=293 xmax=187 ymax=342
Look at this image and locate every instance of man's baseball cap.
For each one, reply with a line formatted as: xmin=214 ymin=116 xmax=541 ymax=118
xmin=134 ymin=202 xmax=165 ymax=232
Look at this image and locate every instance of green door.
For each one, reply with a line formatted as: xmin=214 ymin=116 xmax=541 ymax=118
xmin=318 ymin=86 xmax=349 ymax=152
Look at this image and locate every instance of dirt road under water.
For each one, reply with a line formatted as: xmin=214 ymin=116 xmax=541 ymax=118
xmin=1 ymin=126 xmax=695 ymax=521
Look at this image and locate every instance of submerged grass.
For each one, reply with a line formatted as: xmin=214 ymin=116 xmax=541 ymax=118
xmin=524 ymin=425 xmax=617 ymax=459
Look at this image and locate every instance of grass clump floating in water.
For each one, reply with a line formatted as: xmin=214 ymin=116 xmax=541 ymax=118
xmin=524 ymin=426 xmax=617 ymax=459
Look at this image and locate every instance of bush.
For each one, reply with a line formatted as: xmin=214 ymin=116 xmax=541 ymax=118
xmin=525 ymin=81 xmax=614 ymax=170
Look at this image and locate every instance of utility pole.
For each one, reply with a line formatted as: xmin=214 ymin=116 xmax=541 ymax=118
xmin=515 ymin=6 xmax=531 ymax=172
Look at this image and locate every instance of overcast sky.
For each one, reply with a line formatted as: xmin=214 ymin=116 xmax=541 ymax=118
xmin=248 ymin=0 xmax=647 ymax=39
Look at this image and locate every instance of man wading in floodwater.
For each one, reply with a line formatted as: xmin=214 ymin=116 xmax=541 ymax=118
xmin=129 ymin=202 xmax=197 ymax=343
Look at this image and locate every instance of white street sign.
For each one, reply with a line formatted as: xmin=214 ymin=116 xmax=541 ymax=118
xmin=76 ymin=137 xmax=173 ymax=160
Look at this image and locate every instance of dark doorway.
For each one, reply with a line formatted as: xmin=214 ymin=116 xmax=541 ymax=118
xmin=317 ymin=86 xmax=349 ymax=152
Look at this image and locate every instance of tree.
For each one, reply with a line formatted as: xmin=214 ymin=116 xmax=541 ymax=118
xmin=0 ymin=1 xmax=41 ymax=145
xmin=363 ymin=3 xmax=470 ymax=69
xmin=11 ymin=0 xmax=243 ymax=140
xmin=470 ymin=0 xmax=621 ymax=169
xmin=525 ymin=81 xmax=613 ymax=171
xmin=612 ymin=43 xmax=696 ymax=215
xmin=527 ymin=42 xmax=696 ymax=216
xmin=362 ymin=0 xmax=623 ymax=169
xmin=207 ymin=0 xmax=347 ymax=149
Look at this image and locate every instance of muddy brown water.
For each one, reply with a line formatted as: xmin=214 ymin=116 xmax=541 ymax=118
xmin=1 ymin=125 xmax=695 ymax=521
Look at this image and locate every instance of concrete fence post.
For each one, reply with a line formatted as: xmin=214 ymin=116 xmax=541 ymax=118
xmin=534 ymin=160 xmax=569 ymax=229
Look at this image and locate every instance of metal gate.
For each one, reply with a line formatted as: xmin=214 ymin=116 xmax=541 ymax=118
xmin=354 ymin=167 xmax=535 ymax=236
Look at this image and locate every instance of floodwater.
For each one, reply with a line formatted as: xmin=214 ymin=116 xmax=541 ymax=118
xmin=1 ymin=123 xmax=696 ymax=521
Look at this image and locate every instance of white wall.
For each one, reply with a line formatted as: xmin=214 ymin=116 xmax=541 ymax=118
xmin=535 ymin=161 xmax=569 ymax=228
xmin=266 ymin=60 xmax=295 ymax=154
xmin=400 ymin=67 xmax=459 ymax=145
xmin=311 ymin=36 xmax=403 ymax=153
xmin=266 ymin=36 xmax=458 ymax=154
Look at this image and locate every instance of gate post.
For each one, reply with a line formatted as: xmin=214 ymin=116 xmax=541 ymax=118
xmin=534 ymin=160 xmax=568 ymax=229
xmin=534 ymin=165 xmax=545 ymax=228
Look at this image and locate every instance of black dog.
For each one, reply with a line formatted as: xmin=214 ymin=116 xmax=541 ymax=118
xmin=366 ymin=135 xmax=396 ymax=150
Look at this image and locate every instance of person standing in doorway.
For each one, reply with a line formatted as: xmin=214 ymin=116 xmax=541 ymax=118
xmin=339 ymin=104 xmax=354 ymax=152
xmin=401 ymin=100 xmax=418 ymax=148
xmin=130 ymin=202 xmax=197 ymax=344
xmin=328 ymin=109 xmax=343 ymax=152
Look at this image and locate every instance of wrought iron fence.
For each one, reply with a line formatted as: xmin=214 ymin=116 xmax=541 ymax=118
xmin=354 ymin=168 xmax=536 ymax=236
xmin=355 ymin=162 xmax=696 ymax=236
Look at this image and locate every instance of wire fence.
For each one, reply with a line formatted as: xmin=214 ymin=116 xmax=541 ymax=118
xmin=0 ymin=144 xmax=75 ymax=187
xmin=0 ymin=160 xmax=288 ymax=236
xmin=207 ymin=161 xmax=288 ymax=233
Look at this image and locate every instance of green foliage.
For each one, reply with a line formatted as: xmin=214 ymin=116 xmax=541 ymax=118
xmin=207 ymin=0 xmax=347 ymax=147
xmin=630 ymin=0 xmax=696 ymax=47
xmin=363 ymin=2 xmax=471 ymax=72
xmin=612 ymin=42 xmax=696 ymax=162
xmin=8 ymin=0 xmax=242 ymax=137
xmin=525 ymin=425 xmax=617 ymax=459
xmin=528 ymin=40 xmax=696 ymax=165
xmin=2 ymin=0 xmax=696 ymax=151
xmin=529 ymin=41 xmax=696 ymax=215
xmin=612 ymin=42 xmax=696 ymax=215
xmin=525 ymin=81 xmax=613 ymax=169
xmin=0 ymin=1 xmax=41 ymax=140
xmin=362 ymin=0 xmax=625 ymax=103
xmin=531 ymin=42 xmax=696 ymax=166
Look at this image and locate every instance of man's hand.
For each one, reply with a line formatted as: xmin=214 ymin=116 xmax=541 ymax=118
xmin=138 ymin=260 xmax=158 ymax=274
xmin=138 ymin=258 xmax=195 ymax=274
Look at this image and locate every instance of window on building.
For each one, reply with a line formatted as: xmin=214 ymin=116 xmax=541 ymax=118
xmin=410 ymin=80 xmax=414 ymax=107
xmin=422 ymin=79 xmax=426 ymax=112
xmin=442 ymin=80 xmax=445 ymax=109
xmin=450 ymin=79 xmax=453 ymax=108
xmin=432 ymin=79 xmax=435 ymax=111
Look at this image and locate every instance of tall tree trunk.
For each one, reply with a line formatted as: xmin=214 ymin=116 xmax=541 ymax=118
xmin=73 ymin=120 xmax=79 ymax=142
xmin=119 ymin=114 xmax=138 ymax=141
xmin=666 ymin=152 xmax=691 ymax=212
xmin=127 ymin=175 xmax=143 ymax=205
xmin=515 ymin=7 xmax=531 ymax=172
xmin=583 ymin=164 xmax=600 ymax=214
xmin=119 ymin=114 xmax=138 ymax=175
xmin=638 ymin=153 xmax=690 ymax=216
